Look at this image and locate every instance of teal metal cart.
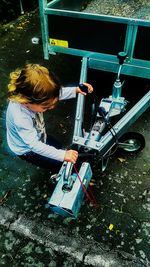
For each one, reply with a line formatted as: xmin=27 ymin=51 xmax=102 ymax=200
xmin=39 ymin=0 xmax=150 ymax=218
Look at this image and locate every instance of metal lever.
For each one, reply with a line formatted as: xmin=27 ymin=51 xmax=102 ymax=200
xmin=62 ymin=162 xmax=74 ymax=192
xmin=112 ymin=52 xmax=127 ymax=99
xmin=117 ymin=51 xmax=127 ymax=65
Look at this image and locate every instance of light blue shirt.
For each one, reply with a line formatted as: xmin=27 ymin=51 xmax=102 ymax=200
xmin=6 ymin=86 xmax=76 ymax=162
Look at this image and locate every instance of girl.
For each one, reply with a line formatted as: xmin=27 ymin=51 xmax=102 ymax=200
xmin=6 ymin=63 xmax=93 ymax=173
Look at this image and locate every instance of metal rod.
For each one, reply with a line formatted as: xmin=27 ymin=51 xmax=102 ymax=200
xmin=19 ymin=0 xmax=24 ymax=14
xmin=73 ymin=57 xmax=88 ymax=138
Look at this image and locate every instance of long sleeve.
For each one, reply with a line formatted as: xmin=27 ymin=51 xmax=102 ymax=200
xmin=6 ymin=102 xmax=66 ymax=161
xmin=14 ymin=118 xmax=66 ymax=161
xmin=59 ymin=86 xmax=76 ymax=100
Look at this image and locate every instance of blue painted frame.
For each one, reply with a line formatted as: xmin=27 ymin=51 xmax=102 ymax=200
xmin=39 ymin=0 xmax=150 ymax=78
xmin=38 ymin=0 xmax=150 ymax=158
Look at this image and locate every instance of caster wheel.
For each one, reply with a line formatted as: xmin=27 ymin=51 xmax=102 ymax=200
xmin=118 ymin=132 xmax=145 ymax=154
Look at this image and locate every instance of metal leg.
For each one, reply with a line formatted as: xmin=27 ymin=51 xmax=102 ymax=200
xmin=19 ymin=0 xmax=24 ymax=14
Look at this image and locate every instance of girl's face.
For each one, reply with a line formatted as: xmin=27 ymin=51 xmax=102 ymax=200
xmin=24 ymin=98 xmax=58 ymax=112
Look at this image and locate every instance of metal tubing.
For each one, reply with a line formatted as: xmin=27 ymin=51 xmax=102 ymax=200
xmin=19 ymin=0 xmax=24 ymax=14
xmin=73 ymin=57 xmax=88 ymax=138
xmin=113 ymin=90 xmax=150 ymax=138
xmin=124 ymin=24 xmax=138 ymax=61
xmin=88 ymin=58 xmax=150 ymax=79
xmin=45 ymin=7 xmax=150 ymax=26
xmin=38 ymin=0 xmax=49 ymax=59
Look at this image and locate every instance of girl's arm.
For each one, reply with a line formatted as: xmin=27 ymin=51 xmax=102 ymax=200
xmin=59 ymin=83 xmax=93 ymax=100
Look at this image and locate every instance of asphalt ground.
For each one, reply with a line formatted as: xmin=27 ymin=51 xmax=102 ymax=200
xmin=0 ymin=6 xmax=150 ymax=267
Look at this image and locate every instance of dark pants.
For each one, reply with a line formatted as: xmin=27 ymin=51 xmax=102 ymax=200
xmin=19 ymin=135 xmax=63 ymax=173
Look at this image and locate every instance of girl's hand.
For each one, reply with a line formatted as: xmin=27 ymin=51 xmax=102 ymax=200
xmin=76 ymin=83 xmax=94 ymax=96
xmin=64 ymin=150 xmax=78 ymax=164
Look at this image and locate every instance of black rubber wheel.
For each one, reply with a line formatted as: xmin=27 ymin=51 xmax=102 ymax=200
xmin=118 ymin=132 xmax=145 ymax=154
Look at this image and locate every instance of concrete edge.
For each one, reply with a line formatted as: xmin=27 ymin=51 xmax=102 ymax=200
xmin=0 ymin=206 xmax=149 ymax=267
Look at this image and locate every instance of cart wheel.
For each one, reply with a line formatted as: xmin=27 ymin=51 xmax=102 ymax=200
xmin=118 ymin=132 xmax=145 ymax=154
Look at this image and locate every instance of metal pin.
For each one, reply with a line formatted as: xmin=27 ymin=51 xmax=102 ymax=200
xmin=19 ymin=0 xmax=24 ymax=14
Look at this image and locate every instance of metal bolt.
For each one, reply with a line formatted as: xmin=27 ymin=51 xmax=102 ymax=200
xmin=76 ymin=116 xmax=80 ymax=120
xmin=96 ymin=143 xmax=102 ymax=148
xmin=31 ymin=37 xmax=40 ymax=45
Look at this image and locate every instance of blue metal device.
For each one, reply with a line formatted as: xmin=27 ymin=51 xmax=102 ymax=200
xmin=48 ymin=162 xmax=92 ymax=218
xmin=38 ymin=0 xmax=150 ymax=217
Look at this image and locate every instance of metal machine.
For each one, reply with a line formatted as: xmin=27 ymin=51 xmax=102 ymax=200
xmin=38 ymin=0 xmax=150 ymax=218
xmin=48 ymin=161 xmax=92 ymax=217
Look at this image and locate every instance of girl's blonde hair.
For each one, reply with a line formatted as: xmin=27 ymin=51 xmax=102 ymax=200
xmin=8 ymin=64 xmax=61 ymax=104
